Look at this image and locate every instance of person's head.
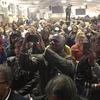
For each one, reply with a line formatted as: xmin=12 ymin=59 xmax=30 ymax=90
xmin=75 ymin=30 xmax=86 ymax=45
xmin=28 ymin=26 xmax=36 ymax=34
xmin=79 ymin=21 xmax=85 ymax=28
xmin=62 ymin=24 xmax=68 ymax=33
xmin=10 ymin=30 xmax=21 ymax=47
xmin=18 ymin=25 xmax=24 ymax=32
xmin=46 ymin=74 xmax=77 ymax=100
xmin=0 ymin=64 xmax=13 ymax=99
xmin=41 ymin=29 xmax=49 ymax=40
xmin=49 ymin=34 xmax=65 ymax=53
xmin=14 ymin=38 xmax=23 ymax=57
xmin=72 ymin=25 xmax=78 ymax=33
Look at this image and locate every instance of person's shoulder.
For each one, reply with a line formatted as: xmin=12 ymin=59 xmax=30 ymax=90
xmin=9 ymin=91 xmax=28 ymax=100
xmin=31 ymin=54 xmax=44 ymax=63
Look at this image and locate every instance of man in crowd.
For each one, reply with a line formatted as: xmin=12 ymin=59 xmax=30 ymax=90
xmin=7 ymin=33 xmax=75 ymax=99
xmin=0 ymin=64 xmax=27 ymax=100
xmin=46 ymin=74 xmax=78 ymax=100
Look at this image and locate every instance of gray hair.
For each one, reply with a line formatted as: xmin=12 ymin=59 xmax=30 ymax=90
xmin=0 ymin=64 xmax=13 ymax=85
xmin=46 ymin=74 xmax=77 ymax=100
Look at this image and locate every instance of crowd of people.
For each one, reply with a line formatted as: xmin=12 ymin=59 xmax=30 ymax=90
xmin=0 ymin=15 xmax=100 ymax=100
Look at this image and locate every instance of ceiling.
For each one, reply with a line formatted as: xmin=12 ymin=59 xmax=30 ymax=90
xmin=18 ymin=0 xmax=100 ymax=9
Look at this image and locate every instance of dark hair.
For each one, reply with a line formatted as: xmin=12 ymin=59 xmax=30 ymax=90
xmin=95 ymin=35 xmax=100 ymax=45
xmin=0 ymin=64 xmax=13 ymax=85
xmin=14 ymin=38 xmax=24 ymax=47
xmin=46 ymin=74 xmax=77 ymax=100
xmin=10 ymin=30 xmax=21 ymax=45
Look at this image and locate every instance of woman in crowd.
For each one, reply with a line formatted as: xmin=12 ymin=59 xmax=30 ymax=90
xmin=71 ymin=30 xmax=85 ymax=62
xmin=66 ymin=25 xmax=78 ymax=47
xmin=0 ymin=27 xmax=6 ymax=64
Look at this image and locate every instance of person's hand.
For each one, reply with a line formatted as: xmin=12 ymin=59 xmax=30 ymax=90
xmin=44 ymin=48 xmax=65 ymax=64
xmin=91 ymin=83 xmax=100 ymax=90
xmin=20 ymin=33 xmax=30 ymax=53
xmin=44 ymin=48 xmax=56 ymax=59
xmin=24 ymin=32 xmax=30 ymax=42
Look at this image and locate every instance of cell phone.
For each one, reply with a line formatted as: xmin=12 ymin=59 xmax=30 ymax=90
xmin=83 ymin=42 xmax=91 ymax=55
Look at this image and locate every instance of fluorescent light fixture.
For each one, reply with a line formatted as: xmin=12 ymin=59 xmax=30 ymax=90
xmin=34 ymin=1 xmax=39 ymax=4
xmin=61 ymin=0 xmax=67 ymax=4
xmin=83 ymin=3 xmax=87 ymax=5
xmin=29 ymin=8 xmax=36 ymax=12
xmin=86 ymin=0 xmax=93 ymax=2
xmin=97 ymin=4 xmax=100 ymax=7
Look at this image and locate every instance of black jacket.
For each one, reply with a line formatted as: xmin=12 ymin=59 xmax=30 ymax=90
xmin=8 ymin=91 xmax=27 ymax=100
xmin=75 ymin=55 xmax=100 ymax=98
xmin=7 ymin=56 xmax=39 ymax=96
xmin=7 ymin=48 xmax=75 ymax=98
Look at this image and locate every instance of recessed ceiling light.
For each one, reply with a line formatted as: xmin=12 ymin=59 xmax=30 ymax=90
xmin=97 ymin=4 xmax=100 ymax=7
xmin=34 ymin=1 xmax=39 ymax=4
xmin=83 ymin=3 xmax=87 ymax=5
xmin=29 ymin=8 xmax=36 ymax=12
xmin=61 ymin=0 xmax=67 ymax=4
xmin=86 ymin=0 xmax=93 ymax=2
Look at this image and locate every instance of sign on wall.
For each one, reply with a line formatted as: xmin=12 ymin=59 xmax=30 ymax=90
xmin=76 ymin=9 xmax=86 ymax=15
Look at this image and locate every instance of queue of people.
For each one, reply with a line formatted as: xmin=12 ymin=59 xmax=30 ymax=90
xmin=0 ymin=15 xmax=100 ymax=100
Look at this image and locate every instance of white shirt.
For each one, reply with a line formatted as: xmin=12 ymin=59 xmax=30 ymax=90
xmin=21 ymin=30 xmax=28 ymax=38
xmin=5 ymin=89 xmax=11 ymax=100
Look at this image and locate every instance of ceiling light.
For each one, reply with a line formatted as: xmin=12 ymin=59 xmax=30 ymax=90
xmin=83 ymin=3 xmax=87 ymax=5
xmin=29 ymin=8 xmax=36 ymax=12
xmin=34 ymin=1 xmax=39 ymax=4
xmin=86 ymin=0 xmax=93 ymax=2
xmin=61 ymin=0 xmax=67 ymax=4
xmin=97 ymin=4 xmax=100 ymax=8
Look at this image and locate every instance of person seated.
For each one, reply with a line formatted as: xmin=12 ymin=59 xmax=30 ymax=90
xmin=0 ymin=64 xmax=28 ymax=100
